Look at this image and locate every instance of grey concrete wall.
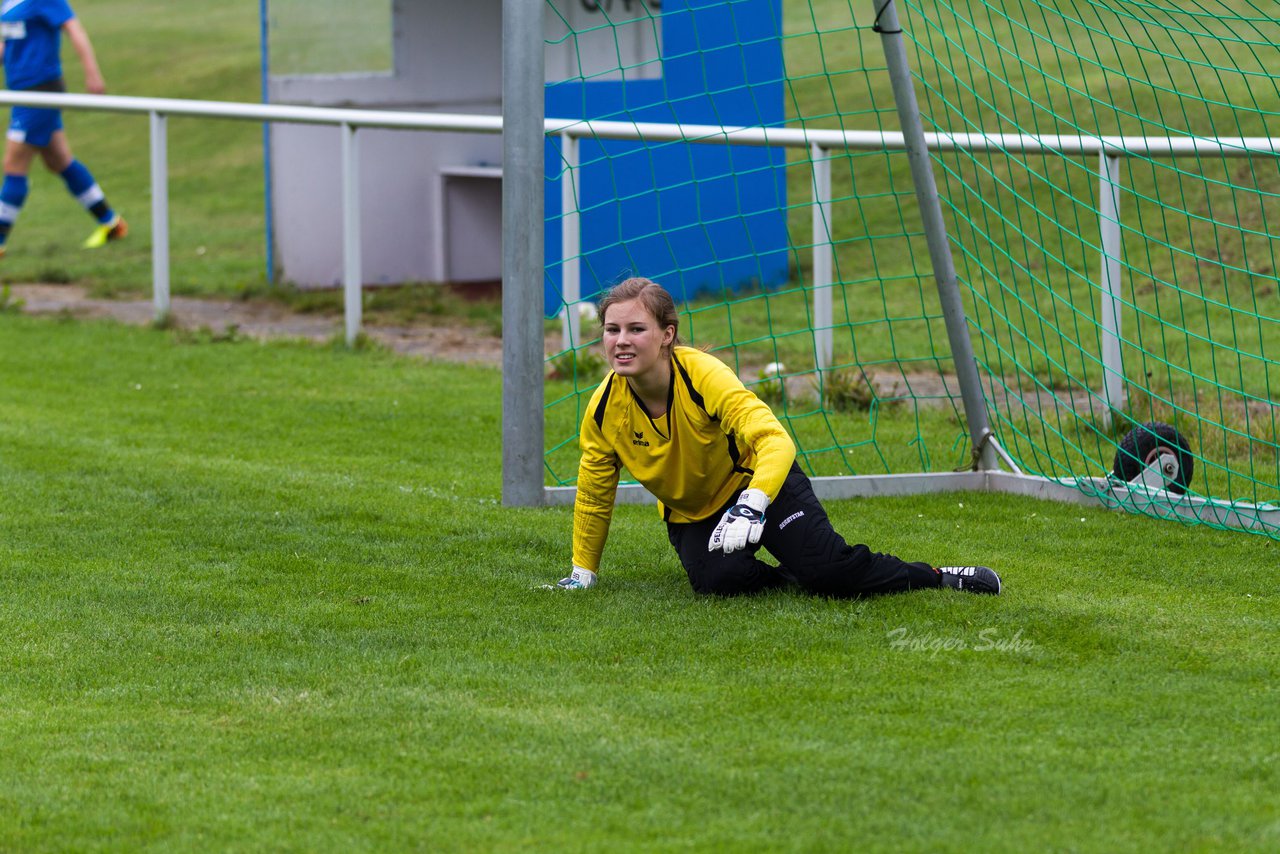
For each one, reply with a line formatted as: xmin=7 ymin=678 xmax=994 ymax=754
xmin=268 ymin=0 xmax=660 ymax=287
xmin=269 ymin=124 xmax=502 ymax=286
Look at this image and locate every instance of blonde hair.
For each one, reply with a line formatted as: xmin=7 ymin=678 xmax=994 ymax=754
xmin=596 ymin=277 xmax=682 ymax=349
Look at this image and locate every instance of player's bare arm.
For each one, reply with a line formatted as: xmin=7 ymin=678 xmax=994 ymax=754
xmin=62 ymin=18 xmax=103 ymax=94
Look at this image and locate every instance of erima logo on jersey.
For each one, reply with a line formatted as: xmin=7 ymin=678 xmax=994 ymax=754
xmin=631 ymin=430 xmax=649 ymax=447
xmin=1 ymin=21 xmax=27 ymax=40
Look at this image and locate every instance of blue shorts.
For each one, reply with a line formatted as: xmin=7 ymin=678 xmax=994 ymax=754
xmin=7 ymin=105 xmax=63 ymax=147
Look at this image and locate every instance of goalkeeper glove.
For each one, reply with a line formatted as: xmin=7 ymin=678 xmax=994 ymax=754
xmin=708 ymin=488 xmax=769 ymax=554
xmin=555 ymin=566 xmax=597 ymax=590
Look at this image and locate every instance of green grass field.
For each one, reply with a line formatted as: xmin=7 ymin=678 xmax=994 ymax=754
xmin=2 ymin=3 xmax=1279 ymax=847
xmin=2 ymin=314 xmax=1278 ymax=851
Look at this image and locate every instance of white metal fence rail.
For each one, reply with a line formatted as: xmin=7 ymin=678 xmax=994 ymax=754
xmin=0 ymin=90 xmax=503 ymax=344
xmin=553 ymin=121 xmax=1280 ymax=427
xmin=6 ymin=90 xmax=1277 ymax=390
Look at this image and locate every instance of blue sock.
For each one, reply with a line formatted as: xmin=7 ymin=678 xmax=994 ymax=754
xmin=60 ymin=160 xmax=115 ymax=224
xmin=0 ymin=174 xmax=29 ymax=245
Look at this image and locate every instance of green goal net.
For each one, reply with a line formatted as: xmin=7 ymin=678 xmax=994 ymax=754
xmin=541 ymin=0 xmax=1280 ymax=539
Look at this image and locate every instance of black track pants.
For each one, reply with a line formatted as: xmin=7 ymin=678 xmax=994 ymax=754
xmin=666 ymin=463 xmax=941 ymax=597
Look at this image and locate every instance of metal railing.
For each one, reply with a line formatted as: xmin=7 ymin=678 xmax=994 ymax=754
xmin=7 ymin=89 xmax=1278 ymax=397
xmin=552 ymin=118 xmax=1280 ymax=427
xmin=0 ymin=89 xmax=504 ymax=345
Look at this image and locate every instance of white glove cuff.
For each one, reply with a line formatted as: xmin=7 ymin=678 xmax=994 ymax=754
xmin=738 ymin=488 xmax=769 ymax=514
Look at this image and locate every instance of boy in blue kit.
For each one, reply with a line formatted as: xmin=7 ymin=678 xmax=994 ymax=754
xmin=0 ymin=0 xmax=126 ymax=257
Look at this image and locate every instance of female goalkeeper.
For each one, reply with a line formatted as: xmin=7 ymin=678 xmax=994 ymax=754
xmin=555 ymin=277 xmax=1001 ymax=597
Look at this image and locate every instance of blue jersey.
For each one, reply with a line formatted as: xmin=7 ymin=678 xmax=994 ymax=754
xmin=1 ymin=0 xmax=75 ymax=90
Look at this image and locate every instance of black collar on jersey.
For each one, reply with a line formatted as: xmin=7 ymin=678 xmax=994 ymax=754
xmin=672 ymin=351 xmax=716 ymax=421
xmin=630 ymin=368 xmax=674 ymax=440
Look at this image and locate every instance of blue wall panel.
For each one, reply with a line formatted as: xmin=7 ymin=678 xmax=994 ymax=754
xmin=544 ymin=0 xmax=789 ymax=315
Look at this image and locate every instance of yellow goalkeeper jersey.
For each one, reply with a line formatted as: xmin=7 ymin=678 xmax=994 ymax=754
xmin=572 ymin=346 xmax=797 ymax=572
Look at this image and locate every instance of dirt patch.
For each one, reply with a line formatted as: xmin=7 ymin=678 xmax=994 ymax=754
xmin=7 ymin=282 xmax=1119 ymax=420
xmin=772 ymin=363 xmax=1115 ymax=420
xmin=9 ymin=283 xmax=508 ymax=366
